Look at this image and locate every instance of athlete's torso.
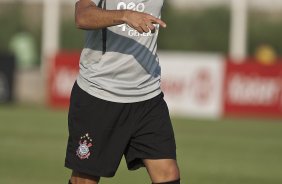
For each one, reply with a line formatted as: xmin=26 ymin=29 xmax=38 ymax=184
xmin=77 ymin=0 xmax=164 ymax=103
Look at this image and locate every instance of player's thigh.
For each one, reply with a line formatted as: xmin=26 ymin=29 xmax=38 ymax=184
xmin=143 ymin=159 xmax=180 ymax=183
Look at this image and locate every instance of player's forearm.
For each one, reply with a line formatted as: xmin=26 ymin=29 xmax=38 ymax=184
xmin=75 ymin=1 xmax=127 ymax=30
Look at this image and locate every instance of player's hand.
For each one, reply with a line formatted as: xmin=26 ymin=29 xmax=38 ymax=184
xmin=122 ymin=10 xmax=166 ymax=33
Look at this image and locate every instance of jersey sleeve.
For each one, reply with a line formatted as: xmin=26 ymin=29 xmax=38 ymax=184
xmin=75 ymin=0 xmax=100 ymax=5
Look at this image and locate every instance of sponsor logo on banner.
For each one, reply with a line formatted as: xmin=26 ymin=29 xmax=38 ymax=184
xmin=162 ymin=68 xmax=214 ymax=105
xmin=52 ymin=68 xmax=77 ymax=98
xmin=190 ymin=69 xmax=214 ymax=104
xmin=224 ymin=61 xmax=282 ymax=116
xmin=159 ymin=52 xmax=224 ymax=118
xmin=227 ymin=74 xmax=281 ymax=106
xmin=48 ymin=52 xmax=80 ymax=107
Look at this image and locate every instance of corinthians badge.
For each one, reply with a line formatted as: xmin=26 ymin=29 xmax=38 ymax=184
xmin=76 ymin=133 xmax=93 ymax=160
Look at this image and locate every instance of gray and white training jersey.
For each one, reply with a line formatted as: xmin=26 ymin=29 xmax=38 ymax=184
xmin=76 ymin=0 xmax=164 ymax=103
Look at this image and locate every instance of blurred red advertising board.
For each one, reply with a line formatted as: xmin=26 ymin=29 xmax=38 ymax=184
xmin=48 ymin=51 xmax=80 ymax=108
xmin=224 ymin=60 xmax=282 ymax=117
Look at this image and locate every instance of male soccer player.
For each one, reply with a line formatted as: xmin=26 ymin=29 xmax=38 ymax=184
xmin=65 ymin=0 xmax=180 ymax=183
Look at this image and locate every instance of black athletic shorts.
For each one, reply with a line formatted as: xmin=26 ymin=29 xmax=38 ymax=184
xmin=65 ymin=82 xmax=176 ymax=177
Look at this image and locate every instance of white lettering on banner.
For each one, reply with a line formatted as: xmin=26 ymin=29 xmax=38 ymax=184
xmin=53 ymin=68 xmax=77 ymax=98
xmin=227 ymin=74 xmax=281 ymax=105
xmin=161 ymin=79 xmax=186 ymax=95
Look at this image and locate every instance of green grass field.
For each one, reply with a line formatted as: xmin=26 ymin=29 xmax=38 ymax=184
xmin=1 ymin=104 xmax=282 ymax=184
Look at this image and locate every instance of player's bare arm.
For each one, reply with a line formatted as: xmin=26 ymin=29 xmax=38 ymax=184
xmin=75 ymin=0 xmax=166 ymax=33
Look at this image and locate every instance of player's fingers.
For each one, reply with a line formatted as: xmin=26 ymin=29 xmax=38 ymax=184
xmin=150 ymin=17 xmax=167 ymax=28
xmin=145 ymin=20 xmax=155 ymax=31
xmin=140 ymin=23 xmax=150 ymax=33
xmin=136 ymin=26 xmax=144 ymax=34
xmin=127 ymin=22 xmax=144 ymax=33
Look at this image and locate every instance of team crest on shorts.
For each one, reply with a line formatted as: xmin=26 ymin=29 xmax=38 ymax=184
xmin=76 ymin=133 xmax=93 ymax=160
